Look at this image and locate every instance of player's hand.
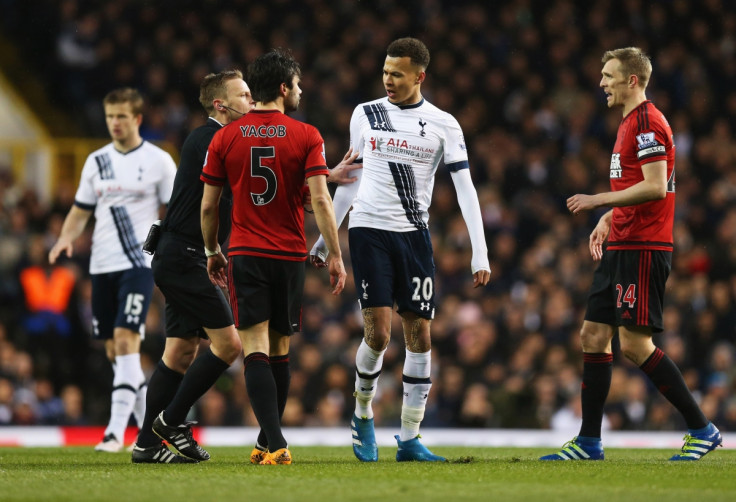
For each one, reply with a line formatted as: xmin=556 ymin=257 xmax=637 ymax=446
xmin=473 ymin=269 xmax=491 ymax=288
xmin=328 ymin=257 xmax=346 ymax=295
xmin=309 ymin=238 xmax=329 ymax=268
xmin=48 ymin=239 xmax=72 ymax=264
xmin=567 ymin=194 xmax=598 ymax=215
xmin=327 ymin=147 xmax=362 ymax=185
xmin=207 ymin=253 xmax=228 ymax=288
xmin=589 ymin=223 xmax=609 ymax=261
xmin=310 ymin=254 xmax=328 ymax=268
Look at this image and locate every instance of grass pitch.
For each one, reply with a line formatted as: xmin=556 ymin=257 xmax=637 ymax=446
xmin=1 ymin=446 xmax=734 ymax=502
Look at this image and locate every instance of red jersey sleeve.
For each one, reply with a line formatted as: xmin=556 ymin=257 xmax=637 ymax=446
xmin=304 ymin=126 xmax=329 ymax=178
xmin=200 ymin=129 xmax=228 ymax=186
xmin=633 ymin=107 xmax=669 ymax=165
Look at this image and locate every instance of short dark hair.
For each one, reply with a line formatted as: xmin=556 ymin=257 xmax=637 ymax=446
xmin=247 ymin=48 xmax=301 ymax=104
xmin=387 ymin=37 xmax=430 ymax=70
xmin=199 ymin=69 xmax=244 ymax=114
xmin=602 ymin=47 xmax=652 ymax=89
xmin=103 ymin=88 xmax=144 ymax=115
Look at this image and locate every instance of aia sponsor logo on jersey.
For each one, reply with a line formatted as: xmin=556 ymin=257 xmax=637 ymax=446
xmin=369 ymin=137 xmax=385 ymax=151
xmin=96 ymin=184 xmax=147 ymax=197
xmin=369 ymin=136 xmax=435 ymax=155
xmin=387 ymin=138 xmax=410 ymax=149
xmin=610 ymin=153 xmax=622 ymax=178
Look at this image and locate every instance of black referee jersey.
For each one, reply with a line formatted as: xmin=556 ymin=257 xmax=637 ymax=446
xmin=162 ymin=117 xmax=232 ymax=246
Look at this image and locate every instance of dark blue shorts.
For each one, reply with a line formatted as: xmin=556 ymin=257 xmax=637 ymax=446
xmin=349 ymin=227 xmax=436 ymax=319
xmin=585 ymin=249 xmax=671 ymax=332
xmin=90 ymin=267 xmax=154 ymax=339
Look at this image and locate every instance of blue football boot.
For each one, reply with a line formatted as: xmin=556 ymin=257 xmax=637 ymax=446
xmin=670 ymin=423 xmax=722 ymax=461
xmin=395 ymin=435 xmax=446 ymax=462
xmin=539 ymin=436 xmax=604 ymax=461
xmin=351 ymin=414 xmax=378 ymax=462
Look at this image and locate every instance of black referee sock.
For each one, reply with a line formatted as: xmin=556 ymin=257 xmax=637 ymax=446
xmin=640 ymin=348 xmax=708 ymax=429
xmin=164 ymin=347 xmax=230 ymax=426
xmin=245 ymin=352 xmax=287 ymax=451
xmin=257 ymin=354 xmax=290 ymax=449
xmin=579 ymin=353 xmax=613 ymax=439
xmin=137 ymin=360 xmax=183 ymax=448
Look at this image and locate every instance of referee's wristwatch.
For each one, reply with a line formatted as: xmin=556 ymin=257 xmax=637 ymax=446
xmin=205 ymin=245 xmax=220 ymax=257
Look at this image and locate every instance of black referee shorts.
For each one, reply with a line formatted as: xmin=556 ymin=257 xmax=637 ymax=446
xmin=152 ymin=232 xmax=233 ymax=338
xmin=227 ymin=254 xmax=305 ymax=335
xmin=585 ymin=249 xmax=671 ymax=333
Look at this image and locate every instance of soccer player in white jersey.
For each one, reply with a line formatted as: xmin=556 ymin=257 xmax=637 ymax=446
xmin=49 ymin=88 xmax=176 ymax=452
xmin=311 ymin=37 xmax=491 ymax=462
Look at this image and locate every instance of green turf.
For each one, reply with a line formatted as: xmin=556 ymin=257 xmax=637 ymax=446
xmin=0 ymin=446 xmax=734 ymax=502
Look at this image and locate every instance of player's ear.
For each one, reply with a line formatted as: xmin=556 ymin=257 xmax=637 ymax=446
xmin=416 ymin=71 xmax=426 ymax=85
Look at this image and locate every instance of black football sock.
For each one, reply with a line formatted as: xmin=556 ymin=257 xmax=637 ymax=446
xmin=257 ymin=354 xmax=290 ymax=449
xmin=245 ymin=352 xmax=287 ymax=451
xmin=164 ymin=348 xmax=230 ymax=426
xmin=137 ymin=360 xmax=184 ymax=447
xmin=640 ymin=348 xmax=708 ymax=429
xmin=578 ymin=353 xmax=613 ymax=439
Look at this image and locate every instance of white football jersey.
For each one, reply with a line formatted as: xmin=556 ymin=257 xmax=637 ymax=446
xmin=348 ymin=97 xmax=469 ymax=232
xmin=74 ymin=141 xmax=176 ymax=274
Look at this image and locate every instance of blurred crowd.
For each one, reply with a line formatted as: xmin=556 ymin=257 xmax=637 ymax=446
xmin=1 ymin=0 xmax=736 ymax=434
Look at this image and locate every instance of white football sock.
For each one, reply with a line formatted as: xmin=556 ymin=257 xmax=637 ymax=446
xmin=104 ymin=353 xmax=145 ymax=441
xmin=354 ymin=339 xmax=386 ymax=420
xmin=133 ymin=382 xmax=147 ymax=428
xmin=400 ymin=349 xmax=432 ymax=441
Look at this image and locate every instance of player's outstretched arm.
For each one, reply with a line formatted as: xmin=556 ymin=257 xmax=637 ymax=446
xmin=327 ymin=147 xmax=362 ymax=185
xmin=307 ymin=174 xmax=346 ymax=294
xmin=48 ymin=206 xmax=93 ymax=264
xmin=566 ymin=193 xmax=600 ymax=215
xmin=450 ymin=169 xmax=491 ymax=287
xmin=568 ymin=161 xmax=667 ymax=215
xmin=310 ymin=163 xmax=362 ymax=266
